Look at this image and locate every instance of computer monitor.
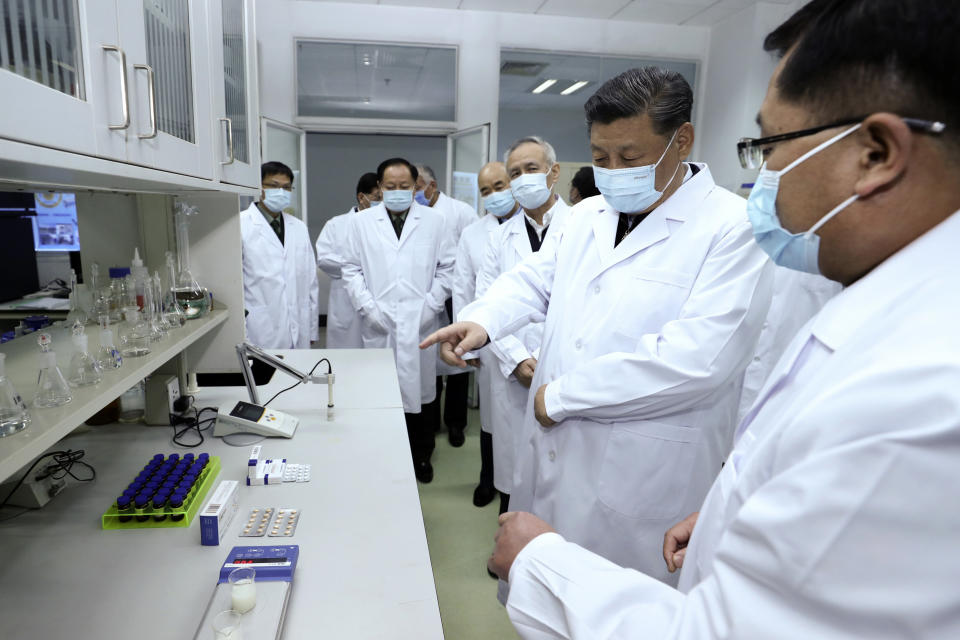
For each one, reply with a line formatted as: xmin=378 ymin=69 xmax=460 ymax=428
xmin=32 ymin=192 xmax=80 ymax=252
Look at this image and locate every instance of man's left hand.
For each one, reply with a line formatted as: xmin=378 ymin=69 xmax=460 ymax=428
xmin=488 ymin=512 xmax=556 ymax=580
xmin=534 ymin=384 xmax=556 ymax=427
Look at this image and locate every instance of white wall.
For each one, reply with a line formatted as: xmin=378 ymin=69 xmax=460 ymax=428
xmin=255 ymin=0 xmax=711 ymax=155
xmin=698 ymin=1 xmax=803 ymax=191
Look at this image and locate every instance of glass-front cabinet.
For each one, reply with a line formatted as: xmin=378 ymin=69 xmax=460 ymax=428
xmin=210 ymin=0 xmax=259 ymax=187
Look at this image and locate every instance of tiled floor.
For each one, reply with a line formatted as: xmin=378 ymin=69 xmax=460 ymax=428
xmin=419 ymin=407 xmax=521 ymax=640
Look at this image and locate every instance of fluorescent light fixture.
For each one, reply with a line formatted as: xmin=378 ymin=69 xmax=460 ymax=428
xmin=532 ymin=79 xmax=558 ymax=94
xmin=561 ymin=80 xmax=590 ymax=96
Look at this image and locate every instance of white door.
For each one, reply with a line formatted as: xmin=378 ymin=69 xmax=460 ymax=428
xmin=445 ymin=123 xmax=490 ymax=214
xmin=118 ymin=0 xmax=212 ymax=178
xmin=0 ymin=0 xmax=102 ymax=156
xmin=260 ymin=118 xmax=307 ymax=224
xmin=210 ymin=0 xmax=259 ymax=188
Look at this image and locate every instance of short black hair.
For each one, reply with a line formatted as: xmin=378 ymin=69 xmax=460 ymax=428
xmin=377 ymin=157 xmax=418 ymax=183
xmin=261 ymin=161 xmax=294 ymax=183
xmin=571 ymin=166 xmax=599 ymax=199
xmin=765 ymin=0 xmax=958 ymax=144
xmin=584 ymin=67 xmax=692 ymax=136
xmin=355 ymin=172 xmax=379 ymax=196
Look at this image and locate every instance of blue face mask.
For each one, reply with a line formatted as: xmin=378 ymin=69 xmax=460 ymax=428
xmin=592 ymin=129 xmax=680 ymax=214
xmin=262 ymin=188 xmax=291 ymax=213
xmin=414 ymin=189 xmax=432 ymax=206
xmin=383 ymin=189 xmax=413 ymax=212
xmin=483 ymin=189 xmax=516 ymax=217
xmin=746 ymin=123 xmax=861 ymax=274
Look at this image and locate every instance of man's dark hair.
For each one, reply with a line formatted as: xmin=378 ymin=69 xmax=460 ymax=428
xmin=584 ymin=67 xmax=692 ymax=136
xmin=355 ymin=172 xmax=379 ymax=196
xmin=765 ymin=0 xmax=958 ymax=139
xmin=377 ymin=158 xmax=418 ymax=183
xmin=261 ymin=161 xmax=294 ymax=183
xmin=571 ymin=166 xmax=600 ymax=199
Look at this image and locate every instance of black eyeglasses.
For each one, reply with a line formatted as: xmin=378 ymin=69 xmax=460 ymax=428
xmin=737 ymin=116 xmax=947 ymax=170
xmin=262 ymin=182 xmax=294 ymax=192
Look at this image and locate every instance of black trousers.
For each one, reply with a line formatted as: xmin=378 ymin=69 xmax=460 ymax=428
xmin=428 ymin=298 xmax=470 ymax=430
xmin=405 ymin=411 xmax=434 ymax=464
xmin=479 ymin=430 xmax=494 ymax=487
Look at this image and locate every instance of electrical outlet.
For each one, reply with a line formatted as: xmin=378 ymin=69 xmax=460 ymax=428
xmin=145 ymin=376 xmax=182 ymax=425
xmin=166 ymin=376 xmax=180 ymax=414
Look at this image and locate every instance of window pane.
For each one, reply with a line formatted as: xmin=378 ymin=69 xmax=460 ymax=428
xmin=297 ymin=41 xmax=456 ymax=122
xmin=0 ymin=0 xmax=85 ymax=99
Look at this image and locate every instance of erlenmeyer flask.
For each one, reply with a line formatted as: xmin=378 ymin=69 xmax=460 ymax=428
xmin=0 ymin=353 xmax=31 ymax=437
xmin=96 ymin=315 xmax=122 ymax=370
xmin=174 ymin=202 xmax=210 ymax=319
xmin=118 ymin=307 xmax=151 ymax=358
xmin=67 ymin=326 xmax=103 ymax=388
xmin=163 ymin=252 xmax=186 ymax=329
xmin=34 ymin=333 xmax=72 ymax=408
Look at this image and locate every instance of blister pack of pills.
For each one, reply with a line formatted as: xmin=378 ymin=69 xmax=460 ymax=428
xmin=239 ymin=507 xmax=275 ymax=537
xmin=282 ymin=464 xmax=311 ymax=483
xmin=268 ymin=508 xmax=301 ymax=537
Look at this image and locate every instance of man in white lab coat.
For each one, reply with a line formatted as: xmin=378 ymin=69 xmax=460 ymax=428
xmin=240 ymin=161 xmax=319 ymax=349
xmin=455 ymin=161 xmax=522 ymax=508
xmin=483 ymin=1 xmax=960 ymax=637
xmin=425 ymin=68 xmax=773 ymax=587
xmin=343 ymin=158 xmax=454 ymax=483
xmin=314 ymin=172 xmax=381 ymax=349
xmin=416 ymin=164 xmax=478 ymax=446
xmin=474 ymin=136 xmax=570 ymax=518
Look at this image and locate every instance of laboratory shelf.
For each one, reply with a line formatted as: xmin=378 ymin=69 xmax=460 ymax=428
xmin=0 ymin=309 xmax=229 ymax=484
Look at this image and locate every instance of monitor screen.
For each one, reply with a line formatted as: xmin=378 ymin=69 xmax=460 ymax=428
xmin=32 ymin=192 xmax=80 ymax=252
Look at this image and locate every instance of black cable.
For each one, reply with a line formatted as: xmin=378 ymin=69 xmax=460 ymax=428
xmin=262 ymin=358 xmax=332 ymax=407
xmin=169 ymin=405 xmax=219 ymax=448
xmin=0 ymin=449 xmax=95 ymax=510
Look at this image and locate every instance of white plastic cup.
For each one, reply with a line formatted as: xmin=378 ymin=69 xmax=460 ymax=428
xmin=229 ymin=567 xmax=256 ymax=614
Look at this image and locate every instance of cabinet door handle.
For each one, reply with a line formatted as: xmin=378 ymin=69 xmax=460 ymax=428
xmin=219 ymin=117 xmax=235 ymax=165
xmin=102 ymin=45 xmax=130 ymax=130
xmin=134 ymin=64 xmax=158 ymax=139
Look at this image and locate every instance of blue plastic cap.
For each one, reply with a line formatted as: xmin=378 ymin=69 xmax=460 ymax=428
xmin=117 ymin=496 xmax=131 ymax=507
xmin=169 ymin=496 xmax=184 ymax=508
xmin=198 ymin=453 xmax=210 ymax=460
xmin=109 ymin=267 xmax=131 ymax=279
xmin=183 ymin=453 xmax=195 ymax=461
xmin=134 ymin=495 xmax=150 ymax=507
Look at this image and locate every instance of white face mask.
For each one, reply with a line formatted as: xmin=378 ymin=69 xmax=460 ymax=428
xmin=262 ymin=188 xmax=291 ymax=213
xmin=511 ymin=171 xmax=554 ymax=210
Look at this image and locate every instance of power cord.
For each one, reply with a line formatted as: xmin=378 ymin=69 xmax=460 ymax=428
xmin=262 ymin=358 xmax=332 ymax=407
xmin=169 ymin=399 xmax=219 ymax=448
xmin=0 ymin=449 xmax=96 ymax=511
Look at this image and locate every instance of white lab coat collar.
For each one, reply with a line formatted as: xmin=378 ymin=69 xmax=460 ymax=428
xmin=369 ymin=201 xmax=425 ymax=247
xmin=245 ymin=202 xmax=285 ymax=252
xmin=810 ymin=209 xmax=960 ymax=351
xmin=522 ymin=195 xmax=561 ymax=236
xmin=590 ymin=162 xmax=714 ymax=271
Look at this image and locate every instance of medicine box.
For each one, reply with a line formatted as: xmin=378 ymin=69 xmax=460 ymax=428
xmin=199 ymin=480 xmax=240 ymax=546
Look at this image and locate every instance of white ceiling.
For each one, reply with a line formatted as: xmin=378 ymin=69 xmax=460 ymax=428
xmin=301 ymin=0 xmax=796 ymax=26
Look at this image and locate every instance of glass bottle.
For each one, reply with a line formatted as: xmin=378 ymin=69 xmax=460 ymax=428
xmin=163 ymin=251 xmax=187 ymax=328
xmin=118 ymin=380 xmax=146 ymax=424
xmin=118 ymin=307 xmax=152 ymax=358
xmin=96 ymin=315 xmax=123 ymax=370
xmin=0 ymin=353 xmax=31 ymax=437
xmin=34 ymin=333 xmax=72 ymax=408
xmin=174 ymin=202 xmax=210 ymax=319
xmin=143 ymin=281 xmax=164 ymax=343
xmin=67 ymin=322 xmax=103 ymax=387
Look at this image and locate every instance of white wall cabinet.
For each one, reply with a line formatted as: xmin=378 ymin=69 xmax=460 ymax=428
xmin=0 ymin=0 xmax=258 ymax=191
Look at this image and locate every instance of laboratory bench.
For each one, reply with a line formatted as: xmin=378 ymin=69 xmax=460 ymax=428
xmin=0 ymin=348 xmax=443 ymax=639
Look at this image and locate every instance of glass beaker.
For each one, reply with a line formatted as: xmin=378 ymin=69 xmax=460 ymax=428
xmin=229 ymin=567 xmax=256 ymax=613
xmin=117 ymin=380 xmax=145 ymax=423
xmin=118 ymin=307 xmax=151 ymax=358
xmin=67 ymin=330 xmax=103 ymax=388
xmin=0 ymin=353 xmax=31 ymax=437
xmin=108 ymin=268 xmax=130 ymax=323
xmin=34 ymin=333 xmax=72 ymax=408
xmin=174 ymin=202 xmax=210 ymax=320
xmin=211 ymin=610 xmax=242 ymax=640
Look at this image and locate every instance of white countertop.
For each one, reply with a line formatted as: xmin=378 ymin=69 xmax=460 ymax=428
xmin=0 ymin=348 xmax=442 ymax=639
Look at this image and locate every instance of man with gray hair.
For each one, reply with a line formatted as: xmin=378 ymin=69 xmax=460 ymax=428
xmin=415 ymin=163 xmax=478 ymax=445
xmin=422 ymin=66 xmax=773 ymax=588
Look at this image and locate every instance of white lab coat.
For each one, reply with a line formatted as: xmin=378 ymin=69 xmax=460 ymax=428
xmin=341 ymin=202 xmax=455 ymax=413
xmin=461 ymin=164 xmax=773 ymax=583
xmin=315 ymin=208 xmax=363 ymax=349
xmin=474 ymin=197 xmax=570 ymax=493
xmin=736 ymin=266 xmax=841 ymax=423
xmin=240 ymin=203 xmax=319 ymax=349
xmin=503 ymin=210 xmax=960 ymax=640
xmin=453 ymin=213 xmax=502 ymax=433
xmin=434 ymin=191 xmax=479 ymax=376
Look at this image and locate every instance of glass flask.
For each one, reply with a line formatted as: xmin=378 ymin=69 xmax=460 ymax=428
xmin=67 ymin=323 xmax=103 ymax=388
xmin=65 ymin=269 xmax=88 ymax=326
xmin=0 ymin=353 xmax=31 ymax=438
xmin=118 ymin=307 xmax=152 ymax=358
xmin=174 ymin=202 xmax=210 ymax=319
xmin=96 ymin=315 xmax=123 ymax=370
xmin=162 ymin=252 xmax=187 ymax=328
xmin=34 ymin=333 xmax=72 ymax=408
